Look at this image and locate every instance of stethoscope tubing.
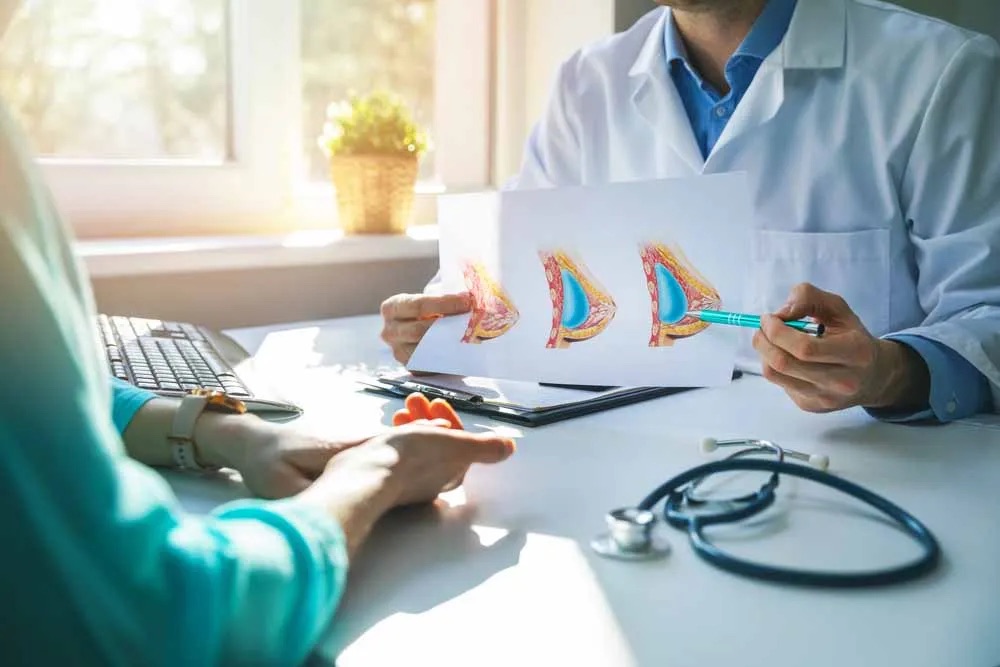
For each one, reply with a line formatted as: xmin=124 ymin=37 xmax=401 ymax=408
xmin=683 ymin=444 xmax=784 ymax=506
xmin=638 ymin=458 xmax=941 ymax=588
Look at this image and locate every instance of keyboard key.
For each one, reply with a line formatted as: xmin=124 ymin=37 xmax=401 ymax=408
xmin=182 ymin=324 xmax=206 ymax=341
xmin=100 ymin=315 xmax=254 ymax=402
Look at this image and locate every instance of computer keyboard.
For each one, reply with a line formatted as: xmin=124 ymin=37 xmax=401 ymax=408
xmin=97 ymin=315 xmax=251 ymax=398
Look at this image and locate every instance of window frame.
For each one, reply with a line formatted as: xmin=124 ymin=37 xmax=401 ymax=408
xmin=29 ymin=0 xmax=494 ymax=238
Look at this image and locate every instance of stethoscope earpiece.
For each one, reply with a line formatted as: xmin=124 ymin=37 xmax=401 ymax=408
xmin=808 ymin=453 xmax=830 ymax=471
xmin=700 ymin=437 xmax=720 ymax=454
xmin=701 ymin=437 xmax=831 ymax=471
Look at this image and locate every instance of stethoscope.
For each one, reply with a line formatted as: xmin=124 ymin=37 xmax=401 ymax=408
xmin=591 ymin=438 xmax=941 ymax=587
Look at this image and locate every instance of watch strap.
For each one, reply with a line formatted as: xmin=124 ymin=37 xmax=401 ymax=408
xmin=169 ymin=393 xmax=219 ymax=471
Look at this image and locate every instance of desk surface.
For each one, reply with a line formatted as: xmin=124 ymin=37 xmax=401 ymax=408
xmin=170 ymin=315 xmax=1000 ymax=667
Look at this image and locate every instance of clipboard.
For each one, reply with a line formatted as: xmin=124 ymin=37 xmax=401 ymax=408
xmin=358 ymin=372 xmax=741 ymax=427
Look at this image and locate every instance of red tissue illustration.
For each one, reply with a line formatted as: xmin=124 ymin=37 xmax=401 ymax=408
xmin=461 ymin=261 xmax=520 ymax=344
xmin=641 ymin=242 xmax=721 ymax=347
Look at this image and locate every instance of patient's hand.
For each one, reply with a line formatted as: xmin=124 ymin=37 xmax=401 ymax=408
xmin=201 ymin=394 xmax=470 ymax=500
xmin=392 ymin=392 xmax=464 ymax=430
xmin=198 ymin=416 xmax=377 ymax=499
xmin=318 ymin=422 xmax=515 ymax=508
xmin=298 ymin=422 xmax=516 ymax=557
xmin=380 ymin=292 xmax=472 ymax=364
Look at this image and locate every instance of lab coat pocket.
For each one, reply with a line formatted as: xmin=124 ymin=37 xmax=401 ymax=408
xmin=751 ymin=229 xmax=891 ymax=335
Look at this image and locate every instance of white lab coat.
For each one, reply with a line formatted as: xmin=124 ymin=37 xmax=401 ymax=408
xmin=512 ymin=0 xmax=1000 ymax=410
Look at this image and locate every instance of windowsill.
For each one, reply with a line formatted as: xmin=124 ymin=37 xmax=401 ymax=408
xmin=77 ymin=226 xmax=440 ymax=279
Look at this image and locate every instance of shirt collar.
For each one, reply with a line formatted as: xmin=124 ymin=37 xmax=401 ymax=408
xmin=664 ymin=0 xmax=798 ymax=72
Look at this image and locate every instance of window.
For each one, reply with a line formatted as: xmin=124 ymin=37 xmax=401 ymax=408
xmin=0 ymin=0 xmax=493 ymax=237
xmin=0 ymin=0 xmax=229 ymax=161
xmin=301 ymin=0 xmax=437 ymax=182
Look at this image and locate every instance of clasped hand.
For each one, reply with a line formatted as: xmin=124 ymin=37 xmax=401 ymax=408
xmin=217 ymin=393 xmax=512 ymax=503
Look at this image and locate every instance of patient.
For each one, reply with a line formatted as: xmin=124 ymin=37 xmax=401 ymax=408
xmin=0 ymin=3 xmax=514 ymax=664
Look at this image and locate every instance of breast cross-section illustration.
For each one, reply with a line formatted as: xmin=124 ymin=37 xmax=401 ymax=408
xmin=640 ymin=242 xmax=722 ymax=347
xmin=461 ymin=261 xmax=520 ymax=344
xmin=540 ymin=250 xmax=618 ymax=349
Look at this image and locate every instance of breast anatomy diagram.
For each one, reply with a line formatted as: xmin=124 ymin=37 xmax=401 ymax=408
xmin=540 ymin=250 xmax=618 ymax=349
xmin=640 ymin=242 xmax=722 ymax=347
xmin=459 ymin=244 xmax=721 ymax=349
xmin=461 ymin=261 xmax=520 ymax=344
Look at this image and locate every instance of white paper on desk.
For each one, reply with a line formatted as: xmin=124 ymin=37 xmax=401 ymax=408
xmin=408 ymin=174 xmax=751 ymax=387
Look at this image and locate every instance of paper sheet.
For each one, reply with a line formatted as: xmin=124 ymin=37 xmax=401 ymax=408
xmin=409 ymin=174 xmax=752 ymax=387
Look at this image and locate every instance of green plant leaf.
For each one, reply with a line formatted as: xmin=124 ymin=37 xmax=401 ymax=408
xmin=318 ymin=90 xmax=428 ymax=157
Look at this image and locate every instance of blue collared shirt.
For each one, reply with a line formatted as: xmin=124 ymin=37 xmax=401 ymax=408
xmin=665 ymin=0 xmax=991 ymax=422
xmin=665 ymin=0 xmax=797 ymax=160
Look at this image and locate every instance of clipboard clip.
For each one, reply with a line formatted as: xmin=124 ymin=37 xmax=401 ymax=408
xmin=376 ymin=377 xmax=485 ymax=405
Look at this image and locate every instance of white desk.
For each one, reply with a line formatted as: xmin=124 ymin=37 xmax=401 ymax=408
xmin=169 ymin=315 xmax=1000 ymax=667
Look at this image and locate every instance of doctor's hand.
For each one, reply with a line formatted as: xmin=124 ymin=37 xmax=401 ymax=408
xmin=380 ymin=292 xmax=472 ymax=364
xmin=752 ymin=283 xmax=930 ymax=414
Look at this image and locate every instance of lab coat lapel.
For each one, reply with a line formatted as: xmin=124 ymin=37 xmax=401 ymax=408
xmin=706 ymin=0 xmax=847 ymax=167
xmin=705 ymin=58 xmax=784 ymax=169
xmin=629 ymin=10 xmax=705 ymax=175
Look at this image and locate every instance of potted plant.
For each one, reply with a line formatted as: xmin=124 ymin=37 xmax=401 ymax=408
xmin=318 ymin=91 xmax=429 ymax=235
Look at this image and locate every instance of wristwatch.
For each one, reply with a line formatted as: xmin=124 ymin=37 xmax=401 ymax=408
xmin=169 ymin=389 xmax=247 ymax=471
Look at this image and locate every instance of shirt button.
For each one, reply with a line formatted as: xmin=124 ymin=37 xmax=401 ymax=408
xmin=946 ymin=400 xmax=957 ymax=414
xmin=715 ymin=106 xmax=728 ymax=118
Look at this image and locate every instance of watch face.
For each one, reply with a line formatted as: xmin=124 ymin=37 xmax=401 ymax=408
xmin=191 ymin=388 xmax=248 ymax=414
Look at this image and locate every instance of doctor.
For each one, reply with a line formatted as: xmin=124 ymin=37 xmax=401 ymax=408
xmin=382 ymin=0 xmax=1000 ymax=422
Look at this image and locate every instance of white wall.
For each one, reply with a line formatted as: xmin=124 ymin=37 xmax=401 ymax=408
xmin=92 ymin=258 xmax=438 ymax=330
xmin=525 ymin=0 xmax=616 ymax=126
xmin=494 ymin=0 xmax=615 ymax=183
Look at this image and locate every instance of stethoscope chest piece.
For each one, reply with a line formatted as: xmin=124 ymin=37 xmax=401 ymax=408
xmin=591 ymin=507 xmax=670 ymax=561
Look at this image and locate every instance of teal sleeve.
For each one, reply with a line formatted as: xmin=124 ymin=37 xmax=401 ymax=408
xmin=0 ymin=212 xmax=348 ymax=666
xmin=111 ymin=377 xmax=157 ymax=433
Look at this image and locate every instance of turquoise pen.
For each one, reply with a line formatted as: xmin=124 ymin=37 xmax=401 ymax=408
xmin=688 ymin=309 xmax=825 ymax=336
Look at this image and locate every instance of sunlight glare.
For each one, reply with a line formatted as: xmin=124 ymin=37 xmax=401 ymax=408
xmin=406 ymin=225 xmax=441 ymax=241
xmin=254 ymin=327 xmax=323 ymax=370
xmin=470 ymin=525 xmax=510 ymax=547
xmin=438 ymin=486 xmax=467 ymax=508
xmin=281 ymin=230 xmax=345 ymax=248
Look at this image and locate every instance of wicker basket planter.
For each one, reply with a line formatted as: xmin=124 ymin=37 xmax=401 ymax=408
xmin=330 ymin=154 xmax=418 ymax=235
